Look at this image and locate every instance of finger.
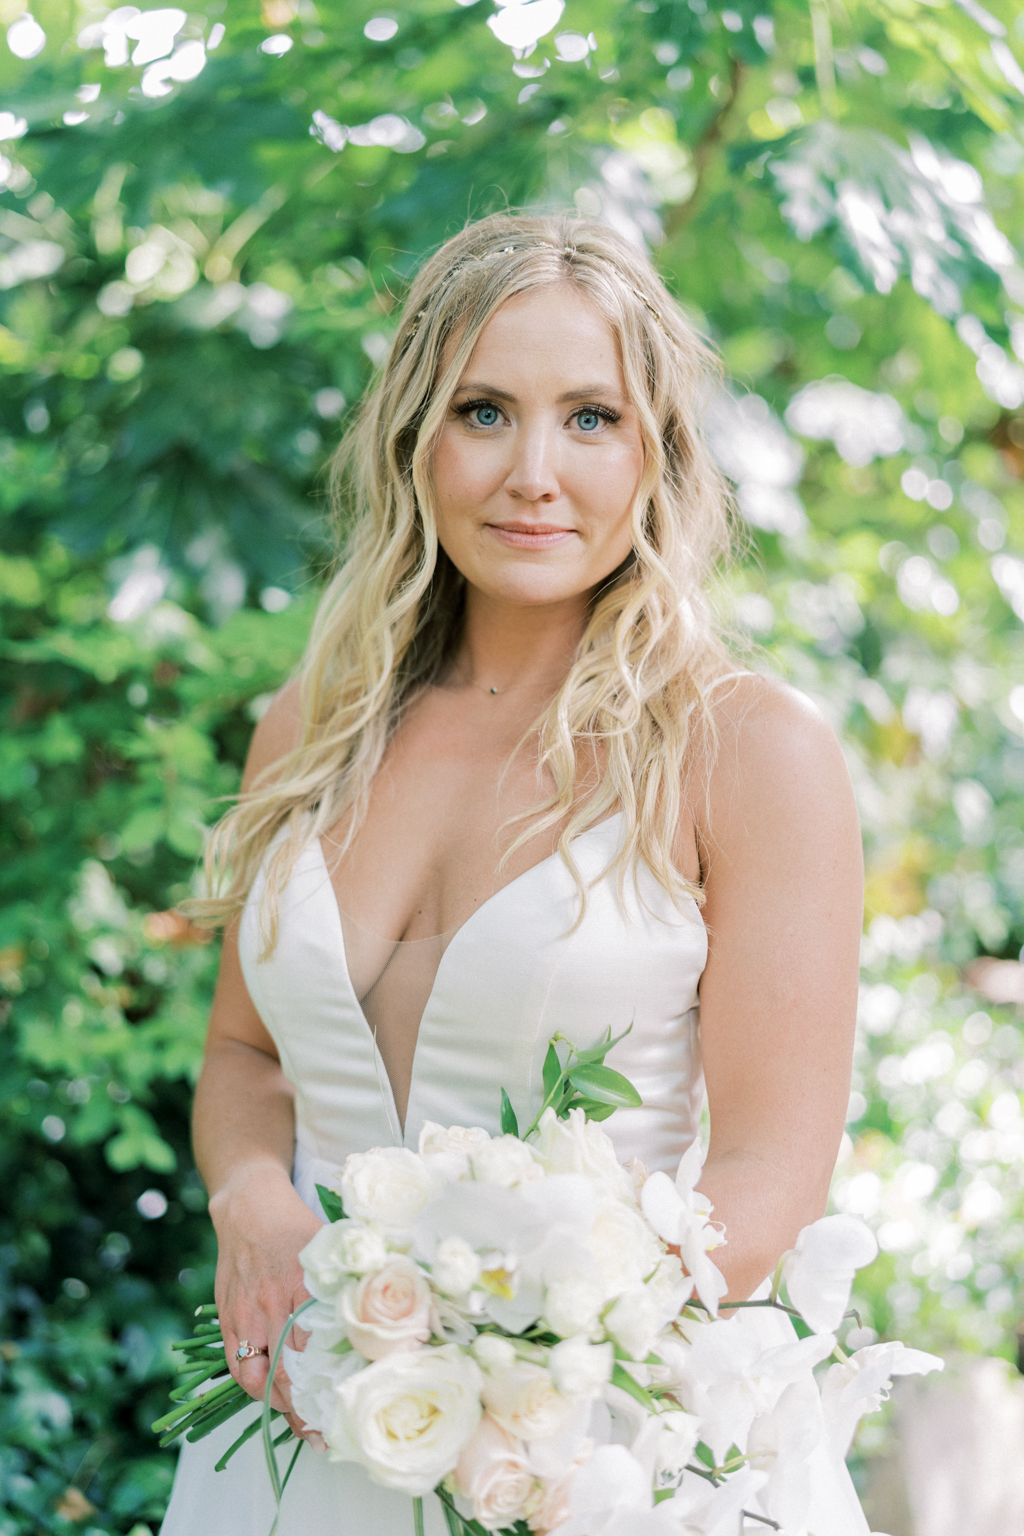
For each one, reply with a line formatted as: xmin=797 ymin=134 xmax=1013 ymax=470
xmin=234 ymin=1342 xmax=272 ymax=1402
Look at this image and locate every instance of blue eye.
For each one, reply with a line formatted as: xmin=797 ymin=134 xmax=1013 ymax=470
xmin=575 ymin=409 xmax=602 ymax=431
xmin=472 ymin=404 xmax=500 ymax=427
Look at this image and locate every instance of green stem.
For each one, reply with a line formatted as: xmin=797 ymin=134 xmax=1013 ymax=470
xmin=281 ymin=1438 xmax=304 ymax=1494
xmin=413 ymin=1496 xmax=425 ymax=1536
xmin=185 ymin=1391 xmax=252 ymax=1442
xmin=741 ymin=1512 xmax=781 ymax=1531
xmin=768 ymin=1257 xmax=785 ymax=1305
xmin=152 ymin=1376 xmax=240 ymax=1433
xmin=215 ymin=1408 xmax=276 ymax=1472
xmin=262 ymin=1297 xmax=317 ymax=1506
xmin=690 ymin=1297 xmax=803 ymax=1321
xmin=521 ymin=1047 xmax=576 ymax=1140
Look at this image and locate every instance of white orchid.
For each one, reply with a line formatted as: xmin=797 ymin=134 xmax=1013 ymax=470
xmin=669 ymin=1465 xmax=770 ymax=1536
xmin=640 ymin=1141 xmax=727 ymax=1316
xmin=548 ymin=1443 xmax=689 ymax=1535
xmin=820 ymin=1340 xmax=944 ymax=1461
xmin=746 ymin=1375 xmax=825 ymax=1530
xmin=780 ymin=1213 xmax=879 ymax=1334
xmin=670 ymin=1304 xmax=836 ymax=1462
xmin=254 ymin=1116 xmax=942 ymax=1536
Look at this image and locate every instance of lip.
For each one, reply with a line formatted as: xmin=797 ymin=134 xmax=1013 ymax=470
xmin=486 ymin=521 xmax=576 ymax=550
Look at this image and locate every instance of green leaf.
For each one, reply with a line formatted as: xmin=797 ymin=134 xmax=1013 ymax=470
xmin=542 ymin=1041 xmax=562 ymax=1099
xmin=316 ymin=1184 xmax=345 ymax=1222
xmin=567 ymin=1097 xmax=617 ymax=1122
xmin=572 ymin=1022 xmax=633 ymax=1066
xmin=566 ymin=1063 xmax=643 ymax=1108
xmin=611 ymin=1362 xmax=658 ymax=1411
xmin=499 ymin=1087 xmax=519 ymax=1138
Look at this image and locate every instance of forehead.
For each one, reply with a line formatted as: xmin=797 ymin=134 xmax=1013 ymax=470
xmin=453 ymin=282 xmax=624 ymax=385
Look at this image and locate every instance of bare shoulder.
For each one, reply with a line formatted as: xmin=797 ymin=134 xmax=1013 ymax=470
xmin=241 ymin=678 xmax=303 ymax=793
xmin=699 ymin=672 xmax=858 ymax=849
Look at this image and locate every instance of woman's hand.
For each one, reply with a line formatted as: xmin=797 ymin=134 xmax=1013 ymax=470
xmin=209 ymin=1158 xmax=324 ymax=1436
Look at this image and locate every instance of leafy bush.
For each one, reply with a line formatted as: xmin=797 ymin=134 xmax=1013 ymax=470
xmin=2 ymin=0 xmax=1024 ymax=1526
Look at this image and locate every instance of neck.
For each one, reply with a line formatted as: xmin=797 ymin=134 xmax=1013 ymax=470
xmin=448 ymin=587 xmax=588 ymax=695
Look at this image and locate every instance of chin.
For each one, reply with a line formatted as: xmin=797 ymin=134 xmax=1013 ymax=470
xmin=475 ymin=574 xmax=590 ymax=607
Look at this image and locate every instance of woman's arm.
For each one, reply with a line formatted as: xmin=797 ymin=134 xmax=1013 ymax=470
xmin=191 ymin=682 xmax=322 ymax=1417
xmin=693 ymin=675 xmax=863 ymax=1303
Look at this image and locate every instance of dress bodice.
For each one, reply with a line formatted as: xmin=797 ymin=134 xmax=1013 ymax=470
xmin=239 ymin=813 xmax=708 ymax=1203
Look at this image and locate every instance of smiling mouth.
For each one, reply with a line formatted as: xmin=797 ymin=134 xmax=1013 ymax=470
xmin=486 ymin=522 xmax=576 ymax=549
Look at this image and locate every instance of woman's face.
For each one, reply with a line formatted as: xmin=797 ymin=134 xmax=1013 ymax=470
xmin=431 ymin=283 xmax=644 ymax=611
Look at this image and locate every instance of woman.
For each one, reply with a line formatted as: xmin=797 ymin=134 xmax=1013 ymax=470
xmin=161 ymin=213 xmax=863 ymax=1534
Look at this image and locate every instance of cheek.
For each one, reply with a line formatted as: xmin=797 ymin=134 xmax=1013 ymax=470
xmin=575 ymin=446 xmax=642 ymax=536
xmin=432 ymin=430 xmax=496 ymax=514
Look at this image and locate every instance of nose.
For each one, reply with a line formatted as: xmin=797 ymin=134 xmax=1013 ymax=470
xmin=502 ymin=418 xmax=560 ymax=505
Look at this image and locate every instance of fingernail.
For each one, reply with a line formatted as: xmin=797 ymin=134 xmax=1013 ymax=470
xmin=304 ymin=1431 xmax=327 ymax=1454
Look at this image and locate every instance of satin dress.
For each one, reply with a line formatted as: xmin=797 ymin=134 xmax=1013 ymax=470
xmin=161 ymin=811 xmax=708 ymax=1534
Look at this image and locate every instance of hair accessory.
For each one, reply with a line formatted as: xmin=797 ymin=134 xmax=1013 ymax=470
xmin=405 ymin=237 xmax=665 ymax=341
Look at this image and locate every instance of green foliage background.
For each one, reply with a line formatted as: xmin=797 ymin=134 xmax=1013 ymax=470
xmin=2 ymin=0 xmax=1024 ymax=1527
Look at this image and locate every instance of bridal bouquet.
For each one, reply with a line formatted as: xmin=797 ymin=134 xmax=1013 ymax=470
xmin=156 ymin=1033 xmax=943 ymax=1536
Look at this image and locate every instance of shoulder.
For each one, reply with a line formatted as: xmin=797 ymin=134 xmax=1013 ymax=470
xmin=241 ymin=678 xmax=303 ymax=793
xmin=698 ymin=672 xmax=857 ymax=850
xmin=708 ymin=671 xmax=844 ymax=771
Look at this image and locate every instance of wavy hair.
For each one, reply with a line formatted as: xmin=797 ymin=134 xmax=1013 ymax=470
xmin=190 ymin=212 xmax=737 ymax=949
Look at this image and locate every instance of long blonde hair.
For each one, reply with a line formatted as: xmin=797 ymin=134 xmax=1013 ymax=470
xmin=193 ymin=212 xmax=736 ymax=947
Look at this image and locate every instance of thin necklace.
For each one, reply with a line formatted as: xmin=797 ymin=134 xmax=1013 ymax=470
xmin=458 ymin=672 xmax=567 ymax=697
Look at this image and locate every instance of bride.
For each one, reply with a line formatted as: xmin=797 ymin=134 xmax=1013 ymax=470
xmin=160 ymin=213 xmax=863 ymax=1533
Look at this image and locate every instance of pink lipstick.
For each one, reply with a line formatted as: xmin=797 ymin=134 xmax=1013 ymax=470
xmin=486 ymin=521 xmax=575 ymax=549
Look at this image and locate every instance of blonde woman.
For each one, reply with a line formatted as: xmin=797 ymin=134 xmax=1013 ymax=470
xmin=161 ymin=214 xmax=863 ymax=1534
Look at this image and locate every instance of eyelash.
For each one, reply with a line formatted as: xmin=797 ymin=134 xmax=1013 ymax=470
xmin=454 ymin=399 xmax=622 ymax=429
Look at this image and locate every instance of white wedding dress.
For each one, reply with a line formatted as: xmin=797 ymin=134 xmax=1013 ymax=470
xmin=161 ymin=810 xmax=709 ymax=1535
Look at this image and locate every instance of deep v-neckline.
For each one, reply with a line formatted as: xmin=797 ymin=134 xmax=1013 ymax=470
xmin=313 ymin=814 xmax=623 ymax=1137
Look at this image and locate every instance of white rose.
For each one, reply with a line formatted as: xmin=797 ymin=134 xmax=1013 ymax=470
xmin=472 ymin=1334 xmax=518 ymax=1373
xmin=543 ymin=1269 xmax=605 ymax=1340
xmin=586 ymin=1198 xmax=663 ymax=1298
xmin=604 ymin=1287 xmax=659 ymax=1362
xmin=470 ymin=1135 xmax=544 ymax=1189
xmin=338 ymin=1256 xmax=433 ymax=1361
xmin=432 ymin=1236 xmax=482 ymax=1298
xmin=340 ymin=1147 xmax=440 ymax=1235
xmin=481 ymin=1361 xmax=574 ymax=1441
xmin=284 ymin=1329 xmax=362 ymax=1437
xmin=654 ymin=1409 xmax=702 ymax=1480
xmin=419 ymin=1122 xmax=492 ymax=1180
xmin=300 ymin=1221 xmax=389 ymax=1298
xmin=452 ymin=1414 xmax=537 ymax=1529
xmin=328 ymin=1344 xmax=482 ymax=1494
xmin=531 ymin=1108 xmax=633 ymax=1202
xmin=548 ymin=1335 xmax=613 ymax=1398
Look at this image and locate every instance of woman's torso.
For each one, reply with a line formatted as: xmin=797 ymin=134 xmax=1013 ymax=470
xmin=239 ymin=808 xmax=709 ymax=1204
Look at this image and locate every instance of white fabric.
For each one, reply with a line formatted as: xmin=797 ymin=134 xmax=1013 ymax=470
xmin=161 ymin=812 xmax=708 ymax=1534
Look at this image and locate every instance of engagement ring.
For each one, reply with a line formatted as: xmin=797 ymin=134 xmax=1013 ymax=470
xmin=235 ymin=1340 xmax=268 ymax=1361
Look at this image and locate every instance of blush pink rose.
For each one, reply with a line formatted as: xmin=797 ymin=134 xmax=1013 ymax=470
xmin=452 ymin=1415 xmax=537 ymax=1530
xmin=339 ymin=1256 xmax=432 ymax=1361
xmin=528 ymin=1441 xmax=593 ymax=1534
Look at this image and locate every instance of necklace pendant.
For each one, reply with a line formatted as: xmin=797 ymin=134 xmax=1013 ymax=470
xmin=489 ymin=687 xmax=497 ymax=695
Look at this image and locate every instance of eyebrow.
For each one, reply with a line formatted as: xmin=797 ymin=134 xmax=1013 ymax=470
xmin=452 ymin=381 xmax=628 ymax=405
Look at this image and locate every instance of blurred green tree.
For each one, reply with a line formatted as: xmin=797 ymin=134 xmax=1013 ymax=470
xmin=2 ymin=0 xmax=1024 ymax=1527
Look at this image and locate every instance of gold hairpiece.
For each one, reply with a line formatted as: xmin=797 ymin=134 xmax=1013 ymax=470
xmin=404 ymin=239 xmax=664 ymax=341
